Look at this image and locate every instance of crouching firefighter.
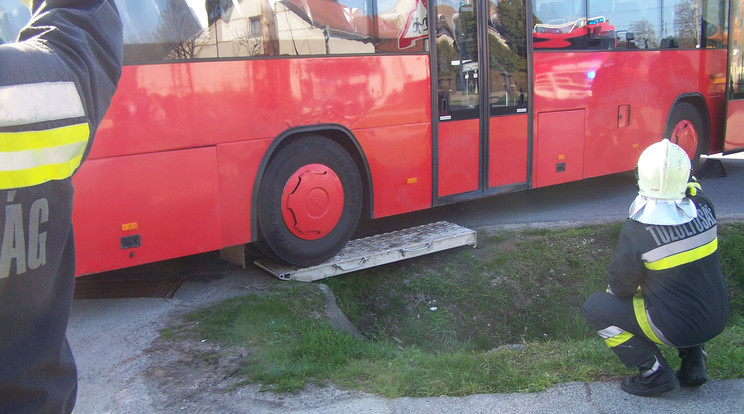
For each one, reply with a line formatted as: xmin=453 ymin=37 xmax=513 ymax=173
xmin=582 ymin=139 xmax=729 ymax=396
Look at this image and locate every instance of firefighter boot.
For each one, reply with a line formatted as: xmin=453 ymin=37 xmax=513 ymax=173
xmin=621 ymin=355 xmax=679 ymax=396
xmin=676 ymin=346 xmax=708 ymax=387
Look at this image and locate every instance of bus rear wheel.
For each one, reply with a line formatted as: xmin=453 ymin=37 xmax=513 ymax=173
xmin=257 ymin=135 xmax=362 ymax=267
xmin=664 ymin=102 xmax=707 ymax=170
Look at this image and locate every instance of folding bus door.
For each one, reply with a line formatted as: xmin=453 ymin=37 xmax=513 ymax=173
xmin=433 ymin=0 xmax=530 ymax=202
xmin=725 ymin=0 xmax=744 ymax=153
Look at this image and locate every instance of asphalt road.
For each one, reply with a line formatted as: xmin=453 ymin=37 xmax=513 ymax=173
xmin=356 ymin=153 xmax=744 ymax=235
xmin=67 ymin=153 xmax=744 ymax=413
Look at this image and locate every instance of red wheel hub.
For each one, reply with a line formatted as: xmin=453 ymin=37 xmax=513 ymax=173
xmin=671 ymin=120 xmax=698 ymax=160
xmin=281 ymin=164 xmax=344 ymax=240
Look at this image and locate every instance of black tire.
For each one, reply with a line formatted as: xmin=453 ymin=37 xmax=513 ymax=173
xmin=257 ymin=135 xmax=362 ymax=267
xmin=664 ymin=102 xmax=707 ymax=171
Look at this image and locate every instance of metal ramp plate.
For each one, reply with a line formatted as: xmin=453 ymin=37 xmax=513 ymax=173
xmin=254 ymin=221 xmax=477 ymax=282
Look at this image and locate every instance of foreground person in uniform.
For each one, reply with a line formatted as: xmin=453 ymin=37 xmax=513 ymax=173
xmin=0 ymin=1 xmax=122 ymax=412
xmin=582 ymin=140 xmax=729 ymax=396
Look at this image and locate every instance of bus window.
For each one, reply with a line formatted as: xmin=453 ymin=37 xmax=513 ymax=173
xmin=586 ymin=0 xmax=661 ymax=50
xmin=436 ymin=0 xmax=480 ymax=120
xmin=702 ymin=0 xmax=728 ymax=48
xmin=116 ymin=0 xmax=204 ymax=61
xmin=730 ymin=0 xmax=744 ymax=100
xmin=488 ymin=0 xmax=528 ymax=114
xmin=661 ymin=0 xmax=705 ymax=49
xmin=115 ymin=0 xmax=427 ymax=63
xmin=0 ymin=0 xmax=30 ymax=45
xmin=532 ymin=0 xmax=600 ymax=50
xmin=532 ymin=0 xmax=676 ymax=50
xmin=533 ymin=0 xmax=584 ymax=26
xmin=607 ymin=1 xmax=660 ymax=49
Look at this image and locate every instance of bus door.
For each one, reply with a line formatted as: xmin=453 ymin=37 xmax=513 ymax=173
xmin=433 ymin=0 xmax=530 ymax=201
xmin=725 ymin=0 xmax=744 ymax=153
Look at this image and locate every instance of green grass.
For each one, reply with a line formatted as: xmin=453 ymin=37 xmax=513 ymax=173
xmin=182 ymin=285 xmax=397 ymax=393
xmin=720 ymin=223 xmax=744 ymax=315
xmin=327 ymin=224 xmax=621 ymax=349
xmin=170 ymin=222 xmax=744 ymax=396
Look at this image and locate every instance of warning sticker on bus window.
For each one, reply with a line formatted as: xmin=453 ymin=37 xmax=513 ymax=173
xmin=398 ymin=0 xmax=429 ymax=49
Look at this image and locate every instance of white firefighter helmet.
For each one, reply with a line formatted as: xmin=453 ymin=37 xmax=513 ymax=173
xmin=637 ymin=139 xmax=691 ymax=199
xmin=629 ymin=139 xmax=697 ymax=225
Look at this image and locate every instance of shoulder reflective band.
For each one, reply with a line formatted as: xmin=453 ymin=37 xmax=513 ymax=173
xmin=0 ymin=82 xmax=85 ymax=127
xmin=642 ymin=228 xmax=718 ymax=271
xmin=0 ymin=81 xmax=89 ymax=189
xmin=632 ymin=295 xmax=670 ymax=346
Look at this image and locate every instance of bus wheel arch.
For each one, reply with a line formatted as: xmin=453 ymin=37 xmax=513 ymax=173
xmin=253 ymin=128 xmax=370 ymax=267
xmin=664 ymin=96 xmax=710 ymax=170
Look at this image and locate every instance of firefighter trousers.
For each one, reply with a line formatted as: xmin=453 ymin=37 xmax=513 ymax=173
xmin=582 ymin=292 xmax=672 ymax=368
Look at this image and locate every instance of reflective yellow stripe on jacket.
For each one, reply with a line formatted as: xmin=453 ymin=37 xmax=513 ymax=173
xmin=0 ymin=81 xmax=89 ymax=190
xmin=641 ymin=226 xmax=718 ymax=271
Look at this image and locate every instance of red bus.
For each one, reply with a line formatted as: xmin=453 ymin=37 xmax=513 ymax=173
xmin=2 ymin=0 xmax=742 ymax=275
xmin=727 ymin=0 xmax=744 ymax=150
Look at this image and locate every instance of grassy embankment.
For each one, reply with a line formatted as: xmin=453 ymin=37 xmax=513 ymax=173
xmin=172 ymin=222 xmax=744 ymax=396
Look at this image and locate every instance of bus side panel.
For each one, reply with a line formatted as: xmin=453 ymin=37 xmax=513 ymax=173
xmin=534 ymin=110 xmax=585 ymax=188
xmin=725 ymin=100 xmax=744 ymax=151
xmin=533 ymin=50 xmax=724 ymax=179
xmin=87 ymin=56 xmax=431 ymax=160
xmin=217 ymin=139 xmax=272 ymax=247
xmin=437 ymin=119 xmax=480 ymax=197
xmin=703 ymin=49 xmax=728 ymax=153
xmin=89 ymin=64 xmax=202 ymax=160
xmin=488 ymin=114 xmax=529 ymax=188
xmin=72 ymin=148 xmax=222 ymax=276
xmin=354 ymin=123 xmax=433 ymax=218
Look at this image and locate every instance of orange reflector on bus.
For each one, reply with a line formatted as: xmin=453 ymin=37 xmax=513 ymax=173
xmin=407 ymin=177 xmax=418 ymax=184
xmin=121 ymin=222 xmax=138 ymax=231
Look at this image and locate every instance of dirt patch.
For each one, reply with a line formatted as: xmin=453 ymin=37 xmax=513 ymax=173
xmin=143 ymin=335 xmax=313 ymax=412
xmin=145 ymin=337 xmax=247 ymax=408
xmin=140 ymin=276 xmax=371 ymax=412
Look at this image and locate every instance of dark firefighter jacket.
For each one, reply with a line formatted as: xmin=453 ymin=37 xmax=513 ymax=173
xmin=0 ymin=1 xmax=122 ymax=412
xmin=607 ymin=191 xmax=730 ymax=348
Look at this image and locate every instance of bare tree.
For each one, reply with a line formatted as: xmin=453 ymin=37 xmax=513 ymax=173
xmin=157 ymin=0 xmax=203 ymax=60
xmin=234 ymin=27 xmax=265 ymax=56
xmin=673 ymin=0 xmax=703 ymax=48
xmin=630 ymin=19 xmax=658 ymax=49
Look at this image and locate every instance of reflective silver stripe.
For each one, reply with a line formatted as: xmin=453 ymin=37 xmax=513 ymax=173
xmin=0 ymin=141 xmax=88 ymax=172
xmin=642 ymin=357 xmax=663 ymax=378
xmin=597 ymin=326 xmax=624 ymax=339
xmin=641 ymin=226 xmax=717 ymax=263
xmin=645 ymin=308 xmax=675 ymax=346
xmin=0 ymin=82 xmax=85 ymax=127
